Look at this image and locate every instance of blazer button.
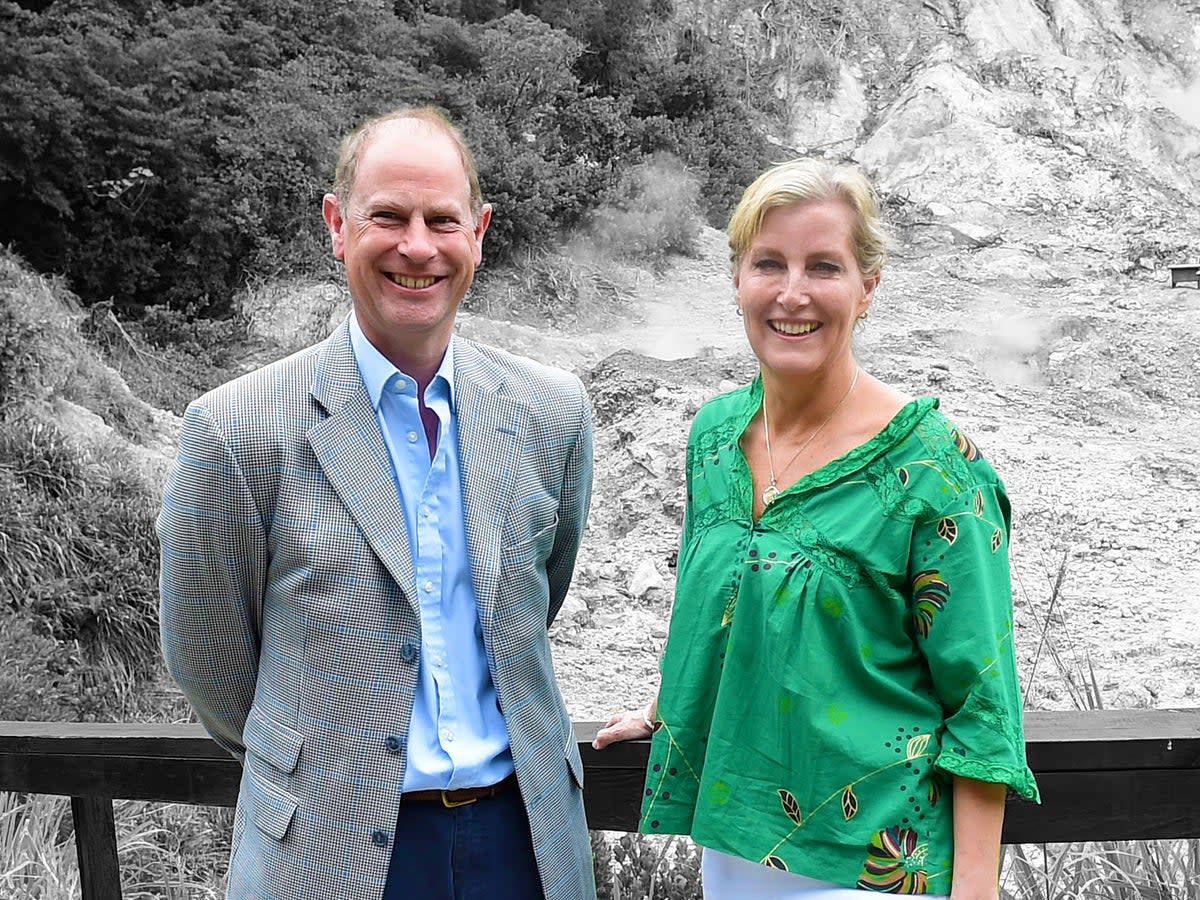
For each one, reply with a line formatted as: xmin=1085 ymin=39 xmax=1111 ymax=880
xmin=384 ymin=735 xmax=402 ymax=754
xmin=400 ymin=643 xmax=417 ymax=662
xmin=371 ymin=830 xmax=390 ymax=847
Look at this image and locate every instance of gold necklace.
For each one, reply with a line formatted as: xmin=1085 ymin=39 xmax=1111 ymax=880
xmin=760 ymin=367 xmax=861 ymax=507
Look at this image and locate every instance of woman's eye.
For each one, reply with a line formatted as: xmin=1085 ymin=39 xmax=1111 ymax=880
xmin=754 ymin=258 xmax=781 ymax=270
xmin=812 ymin=261 xmax=841 ymax=274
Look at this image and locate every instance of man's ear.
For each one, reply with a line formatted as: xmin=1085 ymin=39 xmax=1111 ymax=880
xmin=472 ymin=203 xmax=493 ymax=265
xmin=321 ymin=194 xmax=346 ymax=260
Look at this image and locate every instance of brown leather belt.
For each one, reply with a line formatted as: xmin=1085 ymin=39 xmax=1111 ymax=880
xmin=401 ymin=773 xmax=517 ymax=808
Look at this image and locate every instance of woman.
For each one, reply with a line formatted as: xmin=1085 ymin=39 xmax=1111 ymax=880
xmin=593 ymin=158 xmax=1039 ymax=898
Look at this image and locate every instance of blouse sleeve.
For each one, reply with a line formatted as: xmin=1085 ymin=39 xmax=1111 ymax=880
xmin=909 ymin=477 xmax=1040 ymax=802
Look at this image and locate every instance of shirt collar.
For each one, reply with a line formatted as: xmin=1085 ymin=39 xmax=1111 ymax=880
xmin=348 ymin=313 xmax=457 ymax=412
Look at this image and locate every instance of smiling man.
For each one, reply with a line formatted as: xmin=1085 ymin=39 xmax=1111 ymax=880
xmin=158 ymin=108 xmax=596 ymax=900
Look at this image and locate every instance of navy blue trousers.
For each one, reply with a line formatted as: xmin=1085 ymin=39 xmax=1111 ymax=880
xmin=381 ymin=786 xmax=543 ymax=900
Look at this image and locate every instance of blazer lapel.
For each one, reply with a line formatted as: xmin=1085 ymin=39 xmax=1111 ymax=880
xmin=454 ymin=337 xmax=526 ymax=634
xmin=306 ymin=320 xmax=418 ymax=605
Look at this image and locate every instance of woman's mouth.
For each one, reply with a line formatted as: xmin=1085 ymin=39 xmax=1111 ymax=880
xmin=770 ymin=320 xmax=820 ymax=336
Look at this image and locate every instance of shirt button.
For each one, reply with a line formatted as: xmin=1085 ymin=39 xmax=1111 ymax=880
xmin=384 ymin=735 xmax=402 ymax=754
xmin=371 ymin=830 xmax=390 ymax=847
xmin=393 ymin=378 xmax=406 ymax=392
xmin=441 ymin=729 xmax=455 ymax=743
xmin=423 ymin=580 xmax=434 ymax=593
xmin=400 ymin=643 xmax=417 ymax=662
xmin=421 ymin=506 xmax=432 ymax=518
xmin=407 ymin=430 xmax=419 ymax=443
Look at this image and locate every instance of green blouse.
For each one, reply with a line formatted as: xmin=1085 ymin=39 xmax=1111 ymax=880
xmin=641 ymin=379 xmax=1040 ymax=894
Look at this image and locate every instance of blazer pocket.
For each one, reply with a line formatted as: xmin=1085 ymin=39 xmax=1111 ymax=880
xmin=243 ymin=707 xmax=304 ymax=774
xmin=502 ymin=513 xmax=559 ymax=565
xmin=565 ymin=728 xmax=584 ymax=790
xmin=243 ymin=763 xmax=300 ymax=841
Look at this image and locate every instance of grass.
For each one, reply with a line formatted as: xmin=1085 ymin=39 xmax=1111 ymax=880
xmin=0 ymin=792 xmax=231 ymax=900
xmin=1001 ymin=553 xmax=1200 ymax=900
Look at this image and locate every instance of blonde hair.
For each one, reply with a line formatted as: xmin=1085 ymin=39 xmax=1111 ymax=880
xmin=728 ymin=158 xmax=892 ymax=275
xmin=331 ymin=106 xmax=484 ymax=221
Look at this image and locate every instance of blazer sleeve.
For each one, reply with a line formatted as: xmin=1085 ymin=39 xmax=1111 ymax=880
xmin=157 ymin=402 xmax=267 ymax=761
xmin=545 ymin=376 xmax=594 ymax=627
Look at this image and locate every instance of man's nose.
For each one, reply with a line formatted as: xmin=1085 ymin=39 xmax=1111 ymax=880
xmin=398 ymin=220 xmax=436 ymax=262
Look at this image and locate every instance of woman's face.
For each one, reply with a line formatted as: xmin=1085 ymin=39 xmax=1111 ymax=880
xmin=734 ymin=199 xmax=878 ymax=382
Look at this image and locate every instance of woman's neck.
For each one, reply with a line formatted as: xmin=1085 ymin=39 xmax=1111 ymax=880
xmin=760 ymin=361 xmax=862 ymax=435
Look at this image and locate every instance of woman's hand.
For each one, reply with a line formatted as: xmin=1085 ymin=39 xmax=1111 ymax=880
xmin=592 ymin=707 xmax=657 ymax=749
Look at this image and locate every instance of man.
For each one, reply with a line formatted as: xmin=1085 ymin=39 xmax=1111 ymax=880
xmin=158 ymin=108 xmax=596 ymax=900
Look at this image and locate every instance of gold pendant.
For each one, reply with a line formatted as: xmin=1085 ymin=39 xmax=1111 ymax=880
xmin=762 ymin=483 xmax=780 ymax=507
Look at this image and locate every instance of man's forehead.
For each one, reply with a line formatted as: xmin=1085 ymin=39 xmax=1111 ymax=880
xmin=356 ymin=120 xmax=471 ymax=194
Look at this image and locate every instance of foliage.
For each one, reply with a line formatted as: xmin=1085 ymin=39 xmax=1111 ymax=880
xmin=0 ymin=246 xmax=156 ymax=440
xmin=0 ymin=418 xmax=161 ymax=701
xmin=586 ymin=153 xmax=702 ymax=269
xmin=592 ymin=832 xmax=703 ymax=900
xmin=1002 ymin=840 xmax=1200 ymax=900
xmin=113 ymin=303 xmax=257 ymax=414
xmin=1 ymin=0 xmax=765 ymax=318
xmin=0 ymin=792 xmax=232 ymax=900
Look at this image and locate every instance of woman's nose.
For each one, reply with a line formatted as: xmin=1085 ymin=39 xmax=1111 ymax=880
xmin=780 ymin=272 xmax=810 ymax=306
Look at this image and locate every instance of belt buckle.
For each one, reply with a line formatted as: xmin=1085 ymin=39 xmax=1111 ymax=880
xmin=441 ymin=791 xmax=477 ymax=809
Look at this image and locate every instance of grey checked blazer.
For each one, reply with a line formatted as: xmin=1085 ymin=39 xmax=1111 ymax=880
xmin=158 ymin=319 xmax=596 ymax=900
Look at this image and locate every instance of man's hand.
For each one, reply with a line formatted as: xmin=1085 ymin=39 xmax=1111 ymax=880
xmin=592 ymin=708 xmax=656 ymax=749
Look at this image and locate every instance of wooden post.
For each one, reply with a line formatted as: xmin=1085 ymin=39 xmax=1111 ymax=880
xmin=71 ymin=795 xmax=122 ymax=900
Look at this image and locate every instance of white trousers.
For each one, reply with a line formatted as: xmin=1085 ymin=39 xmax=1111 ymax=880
xmin=701 ymin=847 xmax=949 ymax=899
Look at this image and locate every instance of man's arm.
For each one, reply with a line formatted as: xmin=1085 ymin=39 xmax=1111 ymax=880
xmin=158 ymin=402 xmax=267 ymax=760
xmin=545 ymin=378 xmax=593 ymax=627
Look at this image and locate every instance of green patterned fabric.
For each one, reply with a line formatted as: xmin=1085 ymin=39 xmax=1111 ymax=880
xmin=641 ymin=378 xmax=1039 ymax=895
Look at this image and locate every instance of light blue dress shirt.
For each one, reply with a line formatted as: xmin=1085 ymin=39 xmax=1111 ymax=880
xmin=349 ymin=315 xmax=513 ymax=792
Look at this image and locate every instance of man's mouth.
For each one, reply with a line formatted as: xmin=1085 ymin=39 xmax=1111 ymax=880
xmin=770 ymin=321 xmax=820 ymax=336
xmin=387 ymin=274 xmax=438 ymax=289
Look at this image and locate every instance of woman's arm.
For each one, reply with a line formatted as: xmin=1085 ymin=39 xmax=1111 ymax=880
xmin=950 ymin=776 xmax=1007 ymax=900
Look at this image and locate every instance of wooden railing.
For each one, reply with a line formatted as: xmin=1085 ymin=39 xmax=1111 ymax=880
xmin=2 ymin=710 xmax=1200 ymax=899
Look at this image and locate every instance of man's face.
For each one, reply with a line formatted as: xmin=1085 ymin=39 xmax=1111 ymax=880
xmin=322 ymin=120 xmax=491 ymax=370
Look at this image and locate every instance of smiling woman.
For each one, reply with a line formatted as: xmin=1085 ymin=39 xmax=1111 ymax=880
xmin=594 ymin=158 xmax=1040 ymax=899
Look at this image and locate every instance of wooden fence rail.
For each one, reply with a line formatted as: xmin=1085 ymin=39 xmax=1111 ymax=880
xmin=2 ymin=709 xmax=1200 ymax=899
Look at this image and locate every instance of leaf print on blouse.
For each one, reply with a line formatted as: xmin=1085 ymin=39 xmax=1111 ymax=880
xmin=950 ymin=428 xmax=980 ymax=462
xmin=778 ymin=789 xmax=803 ymax=826
xmin=762 ymin=855 xmax=789 ymax=871
xmin=912 ymin=570 xmax=950 ymax=639
xmin=841 ymin=785 xmax=859 ymax=821
xmin=856 ymin=826 xmax=931 ymax=893
xmin=935 ymin=517 xmax=958 ymax=545
xmin=906 ymin=734 xmax=932 ymax=759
